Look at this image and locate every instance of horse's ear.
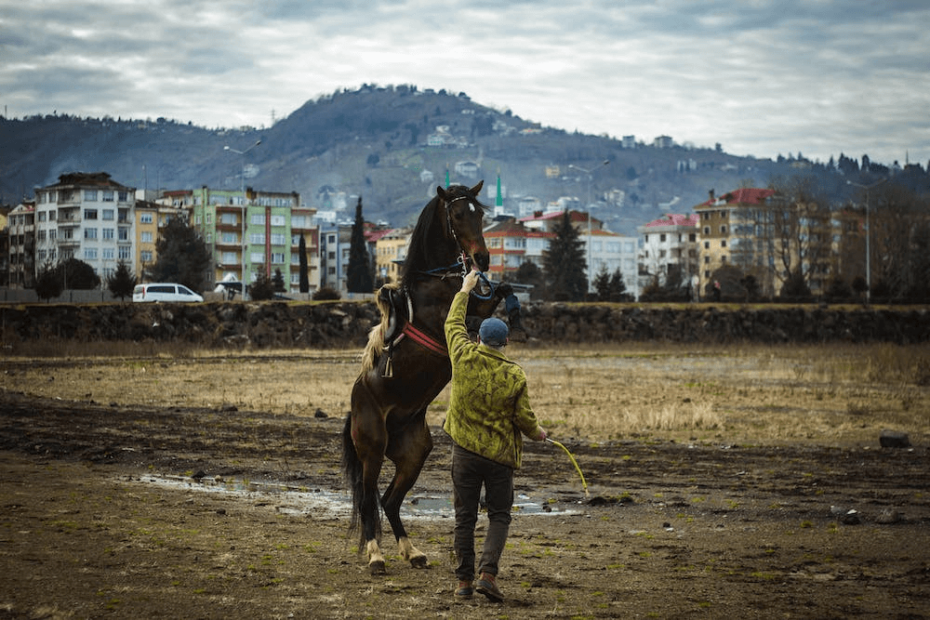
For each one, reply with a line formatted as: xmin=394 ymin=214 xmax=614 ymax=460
xmin=469 ymin=181 xmax=484 ymax=196
xmin=436 ymin=185 xmax=448 ymax=200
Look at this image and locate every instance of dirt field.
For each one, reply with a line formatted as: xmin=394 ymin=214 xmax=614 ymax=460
xmin=1 ymin=346 xmax=928 ymax=619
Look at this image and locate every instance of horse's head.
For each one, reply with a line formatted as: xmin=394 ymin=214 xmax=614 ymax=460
xmin=436 ymin=181 xmax=489 ymax=272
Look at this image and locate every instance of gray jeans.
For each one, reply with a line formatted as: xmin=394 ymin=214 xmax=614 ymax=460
xmin=451 ymin=443 xmax=514 ymax=582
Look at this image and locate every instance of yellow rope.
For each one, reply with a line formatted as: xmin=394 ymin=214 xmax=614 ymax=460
xmin=546 ymin=439 xmax=589 ymax=499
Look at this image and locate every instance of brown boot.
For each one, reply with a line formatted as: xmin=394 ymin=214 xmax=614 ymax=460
xmin=476 ymin=572 xmax=504 ymax=602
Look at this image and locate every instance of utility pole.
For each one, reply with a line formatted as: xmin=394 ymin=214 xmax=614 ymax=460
xmin=224 ymin=140 xmax=262 ymax=295
xmin=568 ymin=160 xmax=610 ymax=293
xmin=847 ymin=178 xmax=886 ymax=303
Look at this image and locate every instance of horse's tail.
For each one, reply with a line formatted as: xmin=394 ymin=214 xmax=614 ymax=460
xmin=341 ymin=413 xmax=364 ymax=537
xmin=359 ymin=285 xmax=394 ymax=374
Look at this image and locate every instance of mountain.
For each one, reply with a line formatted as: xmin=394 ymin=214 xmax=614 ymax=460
xmin=0 ymin=85 xmax=917 ymax=235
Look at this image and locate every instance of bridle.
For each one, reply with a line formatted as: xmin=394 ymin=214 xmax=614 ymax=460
xmin=419 ymin=191 xmax=495 ymax=298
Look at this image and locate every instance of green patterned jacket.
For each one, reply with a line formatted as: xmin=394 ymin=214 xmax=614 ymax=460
xmin=442 ymin=290 xmax=541 ymax=468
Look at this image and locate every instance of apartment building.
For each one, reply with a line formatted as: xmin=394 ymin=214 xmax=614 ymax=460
xmin=8 ymin=201 xmax=35 ymax=288
xmin=504 ymin=210 xmax=638 ymax=296
xmin=34 ymin=172 xmax=136 ymax=283
xmin=693 ymin=188 xmax=777 ymax=295
xmin=373 ymin=227 xmax=412 ymax=285
xmin=162 ymin=187 xmax=317 ymax=293
xmin=638 ymin=213 xmax=699 ymax=293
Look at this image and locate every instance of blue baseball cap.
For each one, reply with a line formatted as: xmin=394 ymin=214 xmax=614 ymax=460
xmin=479 ymin=318 xmax=509 ymax=346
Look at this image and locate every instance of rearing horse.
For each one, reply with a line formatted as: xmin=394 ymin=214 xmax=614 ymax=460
xmin=342 ymin=181 xmax=517 ymax=574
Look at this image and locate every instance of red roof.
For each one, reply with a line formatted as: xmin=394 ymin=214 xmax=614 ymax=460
xmin=643 ymin=213 xmax=699 ymax=228
xmin=698 ymin=188 xmax=775 ymax=207
xmin=365 ymin=228 xmax=396 ymax=243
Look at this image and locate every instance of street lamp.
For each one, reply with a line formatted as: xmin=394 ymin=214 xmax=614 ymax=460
xmin=568 ymin=160 xmax=610 ymax=293
xmin=224 ymin=140 xmax=262 ymax=293
xmin=847 ymin=178 xmax=885 ymax=303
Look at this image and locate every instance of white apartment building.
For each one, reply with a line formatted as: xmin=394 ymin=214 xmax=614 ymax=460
xmin=637 ymin=213 xmax=700 ymax=294
xmin=34 ymin=172 xmax=136 ymax=281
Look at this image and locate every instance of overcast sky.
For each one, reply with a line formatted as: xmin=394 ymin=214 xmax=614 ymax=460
xmin=2 ymin=0 xmax=928 ymax=166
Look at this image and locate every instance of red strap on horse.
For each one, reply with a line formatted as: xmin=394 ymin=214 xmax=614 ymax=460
xmin=400 ymin=323 xmax=448 ymax=357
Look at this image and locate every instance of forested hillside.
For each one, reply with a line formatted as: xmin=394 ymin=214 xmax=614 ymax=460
xmin=2 ymin=85 xmax=925 ymax=234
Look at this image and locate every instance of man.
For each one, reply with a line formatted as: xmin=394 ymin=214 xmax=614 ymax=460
xmin=443 ymin=269 xmax=547 ymax=603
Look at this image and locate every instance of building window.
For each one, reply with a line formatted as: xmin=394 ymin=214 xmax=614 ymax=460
xmin=141 ymin=232 xmax=154 ymax=243
xmin=140 ymin=212 xmax=154 ymax=224
xmin=102 ymin=248 xmax=115 ymax=260
xmin=720 ymin=225 xmax=727 ymax=234
xmin=660 ymin=233 xmax=666 ymax=242
xmin=704 ymin=241 xmax=710 ymax=249
xmin=102 ymin=190 xmax=114 ymax=202
xmin=84 ymin=228 xmax=98 ymax=240
xmin=119 ymin=246 xmax=131 ymax=260
xmin=102 ymin=228 xmax=115 ymax=240
xmin=84 ymin=209 xmax=98 ymax=220
xmin=703 ymin=227 xmax=710 ymax=235
xmin=83 ymin=190 xmax=98 ymax=201
xmin=84 ymin=248 xmax=97 ymax=260
xmin=721 ymin=240 xmax=727 ymax=247
xmin=689 ymin=233 xmax=696 ymax=242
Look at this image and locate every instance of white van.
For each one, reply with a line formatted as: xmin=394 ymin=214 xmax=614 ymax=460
xmin=132 ymin=283 xmax=204 ymax=303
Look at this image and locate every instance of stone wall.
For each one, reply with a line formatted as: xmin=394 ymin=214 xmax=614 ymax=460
xmin=1 ymin=301 xmax=928 ymax=349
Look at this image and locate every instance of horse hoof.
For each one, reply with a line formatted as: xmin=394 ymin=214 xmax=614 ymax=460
xmin=369 ymin=560 xmax=386 ymax=575
xmin=410 ymin=554 xmax=429 ymax=569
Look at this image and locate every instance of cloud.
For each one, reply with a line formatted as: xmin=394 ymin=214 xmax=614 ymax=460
xmin=1 ymin=0 xmax=928 ymax=165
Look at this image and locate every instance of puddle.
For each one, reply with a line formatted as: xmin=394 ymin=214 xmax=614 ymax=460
xmin=135 ymin=474 xmax=584 ymax=520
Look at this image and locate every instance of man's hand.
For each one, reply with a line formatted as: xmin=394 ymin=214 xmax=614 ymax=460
xmin=461 ymin=269 xmax=479 ymax=294
xmin=535 ymin=426 xmax=548 ymax=442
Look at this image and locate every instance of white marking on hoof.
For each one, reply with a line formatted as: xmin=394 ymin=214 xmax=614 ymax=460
xmin=398 ymin=537 xmax=428 ymax=568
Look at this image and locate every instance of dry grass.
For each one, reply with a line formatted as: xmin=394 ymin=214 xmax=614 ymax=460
xmin=2 ymin=341 xmax=928 ymax=447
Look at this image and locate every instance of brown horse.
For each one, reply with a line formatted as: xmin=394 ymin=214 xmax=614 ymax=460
xmin=342 ymin=181 xmax=518 ymax=574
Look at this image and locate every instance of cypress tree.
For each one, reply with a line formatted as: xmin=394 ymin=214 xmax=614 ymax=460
xmin=347 ymin=197 xmax=374 ymax=293
xmin=298 ymin=234 xmax=309 ymax=293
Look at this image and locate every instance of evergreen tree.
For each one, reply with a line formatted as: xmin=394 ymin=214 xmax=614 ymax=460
xmin=106 ymin=260 xmax=137 ymax=300
xmin=347 ymin=197 xmax=374 ymax=293
xmin=593 ymin=266 xmax=611 ymax=301
xmin=150 ymin=216 xmax=212 ymax=292
xmin=272 ymin=268 xmax=286 ymax=292
xmin=608 ymin=268 xmax=628 ymax=301
xmin=35 ymin=261 xmax=64 ymax=302
xmin=542 ymin=211 xmax=587 ymax=301
xmin=298 ymin=234 xmax=310 ymax=293
xmin=59 ymin=257 xmax=100 ymax=290
xmin=249 ymin=270 xmax=275 ymax=300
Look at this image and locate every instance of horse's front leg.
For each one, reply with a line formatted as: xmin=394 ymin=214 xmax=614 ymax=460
xmin=382 ymin=413 xmax=433 ymax=569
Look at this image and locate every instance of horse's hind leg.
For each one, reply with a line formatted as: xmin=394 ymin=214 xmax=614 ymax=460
xmin=382 ymin=413 xmax=433 ymax=568
xmin=349 ymin=388 xmax=390 ymax=575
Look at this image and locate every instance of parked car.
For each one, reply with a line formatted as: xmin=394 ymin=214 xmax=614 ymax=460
xmin=132 ymin=283 xmax=204 ymax=303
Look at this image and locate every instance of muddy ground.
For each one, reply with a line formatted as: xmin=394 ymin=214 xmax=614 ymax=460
xmin=1 ymin=379 xmax=929 ymax=619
